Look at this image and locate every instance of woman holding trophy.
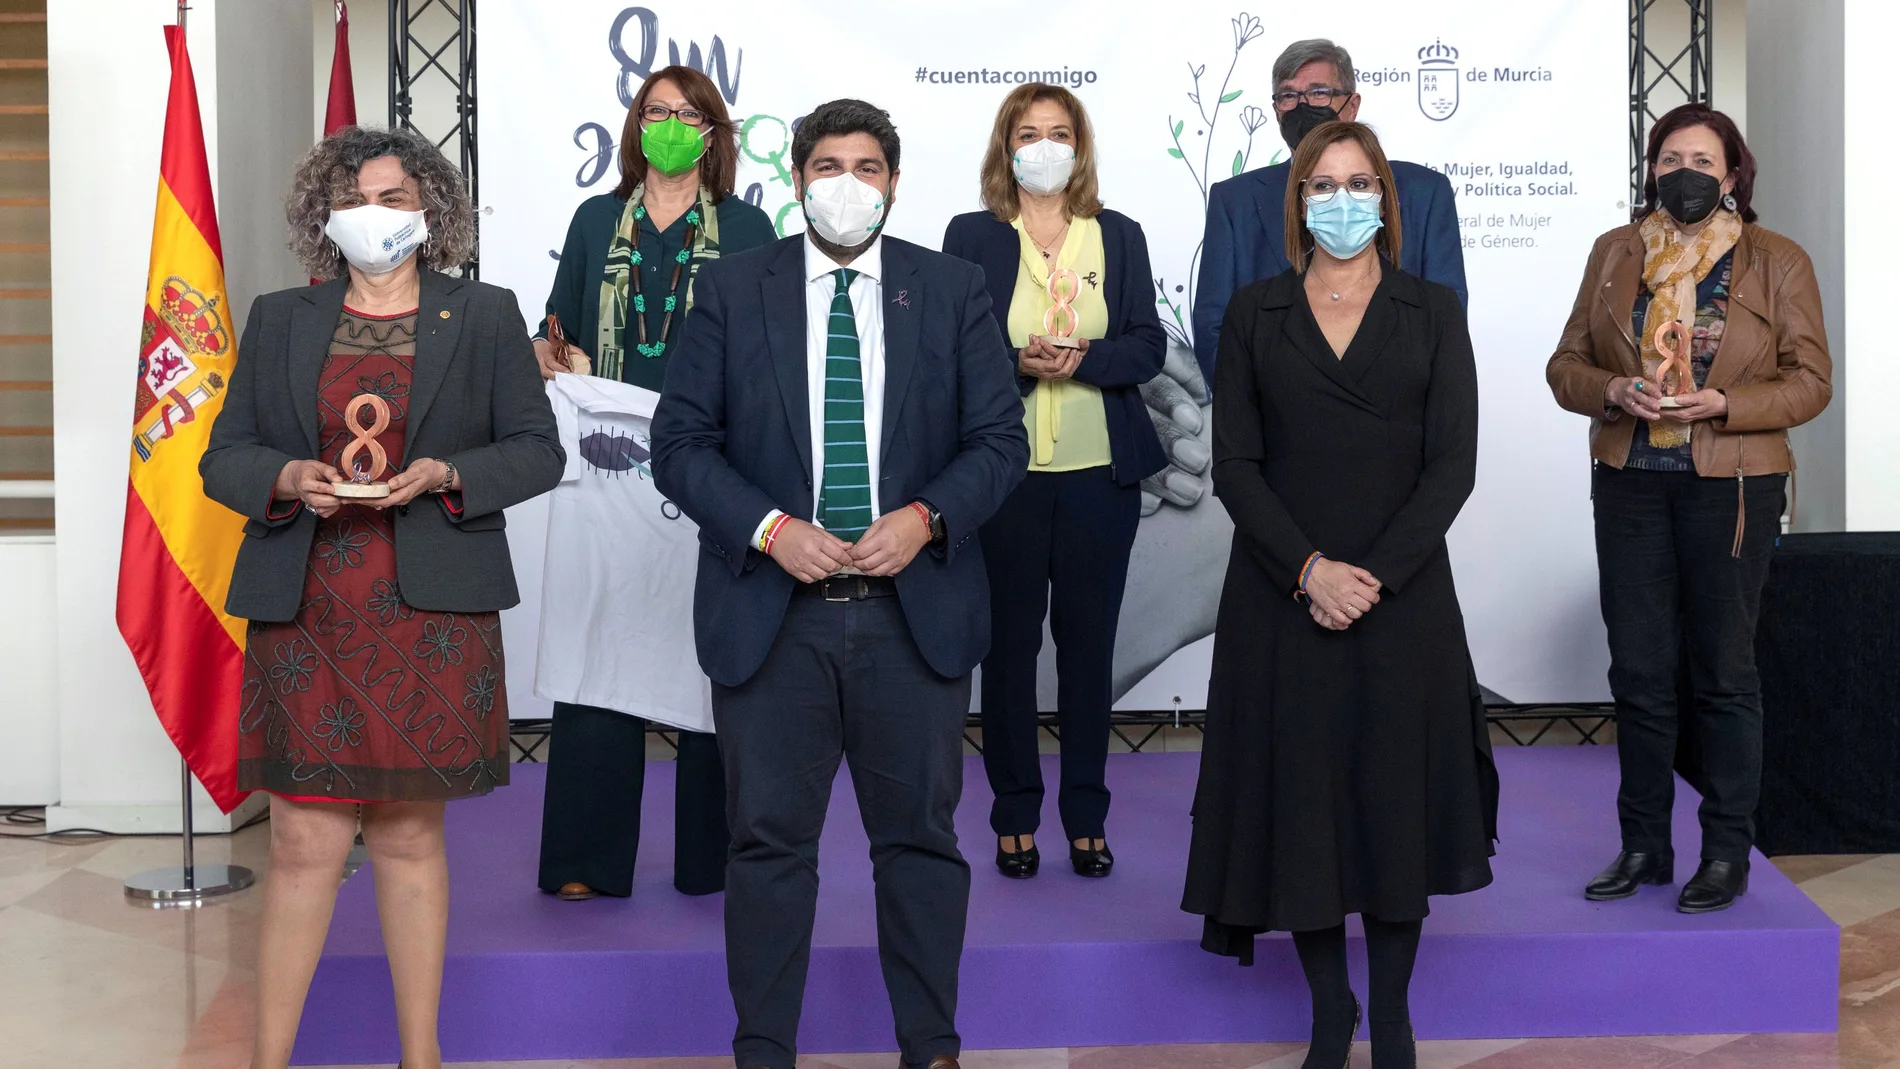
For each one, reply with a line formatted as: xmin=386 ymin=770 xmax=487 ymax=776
xmin=1547 ymin=103 xmax=1832 ymax=914
xmin=943 ymin=83 xmax=1168 ymax=880
xmin=200 ymin=125 xmax=563 ymax=1069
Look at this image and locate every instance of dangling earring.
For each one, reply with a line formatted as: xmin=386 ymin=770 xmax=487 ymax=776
xmin=1722 ymin=192 xmax=1738 ymax=212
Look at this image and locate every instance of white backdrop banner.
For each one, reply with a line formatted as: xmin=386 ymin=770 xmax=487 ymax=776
xmin=479 ymin=1 xmax=1627 ymax=719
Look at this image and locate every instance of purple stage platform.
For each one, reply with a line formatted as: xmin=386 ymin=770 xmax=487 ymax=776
xmin=293 ymin=748 xmax=1839 ymax=1065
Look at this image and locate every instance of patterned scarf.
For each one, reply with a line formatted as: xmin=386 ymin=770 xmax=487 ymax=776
xmin=597 ymin=182 xmax=722 ymax=383
xmin=1637 ymin=208 xmax=1742 ymax=448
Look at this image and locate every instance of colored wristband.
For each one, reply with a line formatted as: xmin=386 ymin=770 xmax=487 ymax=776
xmin=759 ymin=512 xmax=791 ymax=554
xmin=1297 ymin=551 xmax=1325 ymax=594
xmin=907 ymin=501 xmax=932 ymax=530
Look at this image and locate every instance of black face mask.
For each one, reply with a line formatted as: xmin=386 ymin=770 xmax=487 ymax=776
xmin=1278 ymin=102 xmax=1340 ymax=152
xmin=1655 ymin=167 xmax=1724 ymax=225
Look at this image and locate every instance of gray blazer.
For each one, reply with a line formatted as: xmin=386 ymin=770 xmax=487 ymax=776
xmin=201 ymin=270 xmax=564 ymax=621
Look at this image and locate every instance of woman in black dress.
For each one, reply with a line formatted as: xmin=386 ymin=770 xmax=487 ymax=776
xmin=1181 ymin=121 xmax=1497 ymax=1069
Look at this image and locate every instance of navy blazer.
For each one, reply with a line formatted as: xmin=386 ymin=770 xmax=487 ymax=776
xmin=941 ymin=208 xmax=1168 ymax=487
xmin=1192 ymin=159 xmax=1467 ymax=381
xmin=651 ymin=235 xmax=1030 ymax=687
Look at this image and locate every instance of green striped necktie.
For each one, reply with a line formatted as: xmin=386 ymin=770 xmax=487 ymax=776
xmin=819 ymin=268 xmax=873 ymax=541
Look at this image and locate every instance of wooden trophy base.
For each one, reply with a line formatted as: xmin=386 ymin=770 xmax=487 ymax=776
xmin=1658 ymin=396 xmax=1684 ymax=409
xmin=331 ymin=480 xmax=391 ymax=499
xmin=1042 ymin=334 xmax=1083 ymax=349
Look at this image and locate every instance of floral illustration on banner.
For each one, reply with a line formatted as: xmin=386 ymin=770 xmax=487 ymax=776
xmin=1153 ymin=12 xmax=1289 ymax=350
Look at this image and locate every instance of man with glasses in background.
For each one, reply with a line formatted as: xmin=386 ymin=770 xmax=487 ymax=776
xmin=1191 ymin=38 xmax=1468 ymax=379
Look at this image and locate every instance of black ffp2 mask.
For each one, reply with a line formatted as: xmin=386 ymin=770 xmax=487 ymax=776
xmin=1279 ymin=102 xmax=1340 ymax=152
xmin=1656 ymin=167 xmax=1723 ymax=225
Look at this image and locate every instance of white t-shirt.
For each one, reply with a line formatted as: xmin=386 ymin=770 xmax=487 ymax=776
xmin=534 ymin=374 xmax=713 ymax=733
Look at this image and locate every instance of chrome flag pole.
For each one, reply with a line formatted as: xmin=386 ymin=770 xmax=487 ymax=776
xmin=125 ymin=760 xmax=255 ymax=907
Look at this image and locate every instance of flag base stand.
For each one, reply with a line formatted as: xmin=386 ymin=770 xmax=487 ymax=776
xmin=124 ymin=760 xmax=256 ymax=908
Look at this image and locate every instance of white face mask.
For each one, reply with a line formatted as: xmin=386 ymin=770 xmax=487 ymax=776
xmin=801 ymin=173 xmax=887 ymax=248
xmin=1013 ymin=138 xmax=1076 ymax=197
xmin=324 ymin=204 xmax=429 ymax=276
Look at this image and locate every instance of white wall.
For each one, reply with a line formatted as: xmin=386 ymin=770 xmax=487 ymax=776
xmin=219 ymin=0 xmax=314 ymax=320
xmin=46 ymin=0 xmax=299 ymax=832
xmin=1748 ymin=0 xmax=1846 ymax=532
xmin=1840 ymin=0 xmax=1900 ymax=529
xmin=0 ymin=536 xmax=59 ymax=804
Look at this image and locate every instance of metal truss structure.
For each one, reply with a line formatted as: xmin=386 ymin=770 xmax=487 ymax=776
xmin=1630 ymin=0 xmax=1715 ymax=208
xmin=387 ymin=0 xmax=477 ymax=275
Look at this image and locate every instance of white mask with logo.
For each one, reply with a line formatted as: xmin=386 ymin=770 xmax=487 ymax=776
xmin=801 ymin=173 xmax=887 ymax=248
xmin=324 ymin=204 xmax=429 ymax=276
xmin=1013 ymin=138 xmax=1076 ymax=196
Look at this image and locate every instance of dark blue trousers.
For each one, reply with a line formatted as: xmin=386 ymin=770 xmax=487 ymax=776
xmin=978 ymin=467 xmax=1141 ymax=842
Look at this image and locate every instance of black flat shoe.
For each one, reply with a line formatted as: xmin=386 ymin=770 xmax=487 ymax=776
xmin=1301 ymin=994 xmax=1360 ymax=1069
xmin=995 ymin=834 xmax=1039 ymax=879
xmin=1678 ymin=859 xmax=1749 ymax=913
xmin=1584 ymin=850 xmax=1674 ymax=900
xmin=1069 ymin=840 xmax=1114 ymax=878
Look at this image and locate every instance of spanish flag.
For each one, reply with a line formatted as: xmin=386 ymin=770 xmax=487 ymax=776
xmin=116 ymin=25 xmax=248 ymax=813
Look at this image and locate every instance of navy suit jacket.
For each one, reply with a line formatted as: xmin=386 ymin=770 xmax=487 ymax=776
xmin=1192 ymin=159 xmax=1467 ymax=381
xmin=652 ymin=235 xmax=1030 ymax=687
xmin=941 ymin=208 xmax=1169 ymax=487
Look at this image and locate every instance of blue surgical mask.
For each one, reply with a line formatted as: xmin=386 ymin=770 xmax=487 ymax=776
xmin=1305 ymin=191 xmax=1383 ymax=260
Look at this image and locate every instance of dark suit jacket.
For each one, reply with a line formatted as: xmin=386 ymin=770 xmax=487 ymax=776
xmin=1193 ymin=160 xmax=1467 ymax=381
xmin=940 ymin=208 xmax=1168 ymax=487
xmin=651 ymin=235 xmax=1030 ymax=686
xmin=201 ymin=270 xmax=565 ymax=621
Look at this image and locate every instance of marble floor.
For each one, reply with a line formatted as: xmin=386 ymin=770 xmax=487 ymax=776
xmin=2 ymin=821 xmax=1898 ymax=1069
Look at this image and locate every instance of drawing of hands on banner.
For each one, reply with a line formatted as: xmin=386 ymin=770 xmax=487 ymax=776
xmin=1139 ymin=341 xmax=1211 ymax=515
xmin=1113 ymin=338 xmax=1230 ymax=703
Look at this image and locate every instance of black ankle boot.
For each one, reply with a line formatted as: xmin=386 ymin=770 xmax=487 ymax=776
xmin=1301 ymin=994 xmax=1359 ymax=1069
xmin=1369 ymin=1016 xmax=1416 ymax=1069
xmin=1678 ymin=859 xmax=1749 ymax=913
xmin=995 ymin=835 xmax=1039 ymax=879
xmin=1584 ymin=850 xmax=1674 ymax=900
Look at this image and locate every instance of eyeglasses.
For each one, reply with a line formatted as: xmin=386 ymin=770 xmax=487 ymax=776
xmin=1272 ymin=87 xmax=1348 ymax=112
xmin=1302 ymin=175 xmax=1382 ymax=202
xmin=641 ymin=104 xmax=707 ymax=127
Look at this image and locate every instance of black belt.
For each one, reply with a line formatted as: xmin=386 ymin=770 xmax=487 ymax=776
xmin=795 ymin=574 xmax=899 ymax=601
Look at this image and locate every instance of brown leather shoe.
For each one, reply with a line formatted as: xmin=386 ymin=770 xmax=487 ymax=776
xmin=556 ymin=881 xmax=599 ymax=901
xmin=923 ymin=1058 xmax=960 ymax=1069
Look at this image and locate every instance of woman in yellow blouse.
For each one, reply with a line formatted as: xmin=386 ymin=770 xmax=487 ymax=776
xmin=944 ymin=83 xmax=1169 ymax=879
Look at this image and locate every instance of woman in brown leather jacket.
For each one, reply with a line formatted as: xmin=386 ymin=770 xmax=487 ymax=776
xmin=1547 ymin=103 xmax=1831 ymax=915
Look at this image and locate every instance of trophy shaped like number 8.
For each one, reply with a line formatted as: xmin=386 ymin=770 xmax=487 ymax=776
xmin=1648 ymin=319 xmax=1694 ymax=448
xmin=1042 ymin=267 xmax=1083 ymax=349
xmin=331 ymin=393 xmax=393 ymax=498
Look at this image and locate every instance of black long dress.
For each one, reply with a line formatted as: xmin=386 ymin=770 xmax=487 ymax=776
xmin=1182 ymin=266 xmax=1498 ymax=959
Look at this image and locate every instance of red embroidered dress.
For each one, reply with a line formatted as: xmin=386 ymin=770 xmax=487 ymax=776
xmin=237 ymin=308 xmax=510 ymax=802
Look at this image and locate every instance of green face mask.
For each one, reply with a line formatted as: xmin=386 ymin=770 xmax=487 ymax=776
xmin=641 ymin=116 xmax=706 ymax=177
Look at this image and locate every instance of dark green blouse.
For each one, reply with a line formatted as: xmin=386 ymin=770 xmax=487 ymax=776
xmin=538 ymin=191 xmax=778 ymax=391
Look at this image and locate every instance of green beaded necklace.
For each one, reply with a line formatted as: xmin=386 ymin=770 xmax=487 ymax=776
xmin=629 ymin=201 xmax=702 ymax=359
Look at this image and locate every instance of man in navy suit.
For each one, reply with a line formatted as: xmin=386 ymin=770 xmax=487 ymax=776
xmin=652 ymin=98 xmax=1027 ymax=1069
xmin=1192 ymin=38 xmax=1468 ymax=379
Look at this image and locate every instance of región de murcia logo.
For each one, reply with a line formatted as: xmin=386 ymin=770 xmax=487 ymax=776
xmin=1417 ymin=39 xmax=1459 ymax=121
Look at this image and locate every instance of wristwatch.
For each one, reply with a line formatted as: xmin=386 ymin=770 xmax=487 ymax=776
xmin=923 ymin=502 xmax=946 ymax=546
xmin=433 ymin=460 xmax=458 ymax=494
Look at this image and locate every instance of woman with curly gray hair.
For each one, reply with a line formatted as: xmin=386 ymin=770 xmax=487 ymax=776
xmin=200 ymin=124 xmax=563 ymax=1069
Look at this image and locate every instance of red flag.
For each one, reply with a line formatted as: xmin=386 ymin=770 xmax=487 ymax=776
xmin=117 ymin=23 xmax=248 ymax=813
xmin=323 ymin=1 xmax=356 ymax=134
